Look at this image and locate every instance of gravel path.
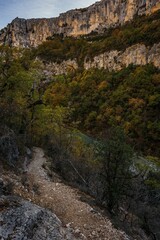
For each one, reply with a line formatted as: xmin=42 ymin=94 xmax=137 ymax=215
xmin=19 ymin=147 xmax=129 ymax=240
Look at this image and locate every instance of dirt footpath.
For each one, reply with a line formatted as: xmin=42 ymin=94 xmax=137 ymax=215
xmin=15 ymin=147 xmax=129 ymax=240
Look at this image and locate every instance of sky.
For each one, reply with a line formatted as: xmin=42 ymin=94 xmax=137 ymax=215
xmin=0 ymin=0 xmax=98 ymax=30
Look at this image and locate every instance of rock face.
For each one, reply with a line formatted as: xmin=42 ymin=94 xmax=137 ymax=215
xmin=0 ymin=0 xmax=160 ymax=47
xmin=84 ymin=43 xmax=160 ymax=71
xmin=42 ymin=43 xmax=160 ymax=75
xmin=43 ymin=59 xmax=78 ymax=76
xmin=0 ymin=196 xmax=66 ymax=240
xmin=0 ymin=127 xmax=19 ymax=166
xmin=0 ymin=18 xmax=57 ymax=48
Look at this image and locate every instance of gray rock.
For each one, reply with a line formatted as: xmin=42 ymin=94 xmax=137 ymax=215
xmin=0 ymin=127 xmax=19 ymax=166
xmin=0 ymin=196 xmax=66 ymax=240
xmin=84 ymin=43 xmax=160 ymax=71
xmin=25 ymin=147 xmax=32 ymax=158
xmin=0 ymin=0 xmax=159 ymax=47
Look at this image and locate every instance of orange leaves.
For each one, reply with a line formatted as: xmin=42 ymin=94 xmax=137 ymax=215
xmin=128 ymin=98 xmax=145 ymax=109
xmin=97 ymin=81 xmax=108 ymax=90
xmin=152 ymin=73 xmax=160 ymax=85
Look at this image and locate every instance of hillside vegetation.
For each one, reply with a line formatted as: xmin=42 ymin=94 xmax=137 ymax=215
xmin=0 ymin=9 xmax=160 ymax=240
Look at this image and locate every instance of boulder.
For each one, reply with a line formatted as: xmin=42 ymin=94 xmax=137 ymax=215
xmin=0 ymin=196 xmax=66 ymax=240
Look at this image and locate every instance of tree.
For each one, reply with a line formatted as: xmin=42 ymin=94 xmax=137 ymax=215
xmin=96 ymin=127 xmax=134 ymax=212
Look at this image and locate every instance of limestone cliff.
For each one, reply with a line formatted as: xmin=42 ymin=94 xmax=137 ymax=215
xmin=0 ymin=0 xmax=160 ymax=47
xmin=84 ymin=43 xmax=160 ymax=71
xmin=42 ymin=59 xmax=78 ymax=76
xmin=41 ymin=43 xmax=160 ymax=75
xmin=0 ymin=18 xmax=57 ymax=47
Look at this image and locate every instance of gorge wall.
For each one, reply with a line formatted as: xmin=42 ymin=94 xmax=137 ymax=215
xmin=0 ymin=0 xmax=160 ymax=47
xmin=84 ymin=43 xmax=160 ymax=71
xmin=41 ymin=43 xmax=160 ymax=75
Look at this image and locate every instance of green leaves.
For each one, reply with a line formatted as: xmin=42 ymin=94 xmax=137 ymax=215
xmin=35 ymin=11 xmax=160 ymax=64
xmin=95 ymin=127 xmax=134 ymax=210
xmin=45 ymin=64 xmax=160 ymax=155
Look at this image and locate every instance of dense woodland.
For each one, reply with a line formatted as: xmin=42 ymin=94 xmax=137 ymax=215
xmin=0 ymin=10 xmax=160 ymax=240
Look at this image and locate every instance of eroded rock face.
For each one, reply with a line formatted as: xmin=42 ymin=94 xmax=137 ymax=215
xmin=43 ymin=59 xmax=78 ymax=76
xmin=0 ymin=196 xmax=66 ymax=240
xmin=84 ymin=43 xmax=160 ymax=71
xmin=0 ymin=18 xmax=57 ymax=48
xmin=42 ymin=43 xmax=160 ymax=75
xmin=0 ymin=0 xmax=159 ymax=47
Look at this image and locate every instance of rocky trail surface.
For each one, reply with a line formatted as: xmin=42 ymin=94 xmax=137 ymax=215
xmin=0 ymin=195 xmax=69 ymax=240
xmin=10 ymin=147 xmax=129 ymax=239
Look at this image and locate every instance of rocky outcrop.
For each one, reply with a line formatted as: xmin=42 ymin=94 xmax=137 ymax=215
xmin=42 ymin=43 xmax=160 ymax=75
xmin=0 ymin=18 xmax=57 ymax=48
xmin=0 ymin=196 xmax=68 ymax=240
xmin=0 ymin=0 xmax=160 ymax=47
xmin=84 ymin=43 xmax=160 ymax=71
xmin=0 ymin=126 xmax=19 ymax=166
xmin=43 ymin=59 xmax=78 ymax=76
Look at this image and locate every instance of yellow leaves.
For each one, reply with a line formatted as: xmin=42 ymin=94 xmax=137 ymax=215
xmin=98 ymin=81 xmax=108 ymax=90
xmin=103 ymin=107 xmax=113 ymax=118
xmin=128 ymin=98 xmax=145 ymax=109
xmin=133 ymin=66 xmax=146 ymax=76
xmin=124 ymin=122 xmax=132 ymax=134
xmin=112 ymin=28 xmax=121 ymax=37
xmin=148 ymin=94 xmax=160 ymax=106
xmin=44 ymin=81 xmax=68 ymax=106
xmin=115 ymin=115 xmax=122 ymax=123
xmin=149 ymin=95 xmax=156 ymax=102
xmin=152 ymin=73 xmax=160 ymax=85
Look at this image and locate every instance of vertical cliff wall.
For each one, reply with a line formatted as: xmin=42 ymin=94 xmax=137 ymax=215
xmin=0 ymin=0 xmax=160 ymax=47
xmin=84 ymin=43 xmax=160 ymax=71
xmin=38 ymin=43 xmax=160 ymax=75
xmin=0 ymin=18 xmax=57 ymax=47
